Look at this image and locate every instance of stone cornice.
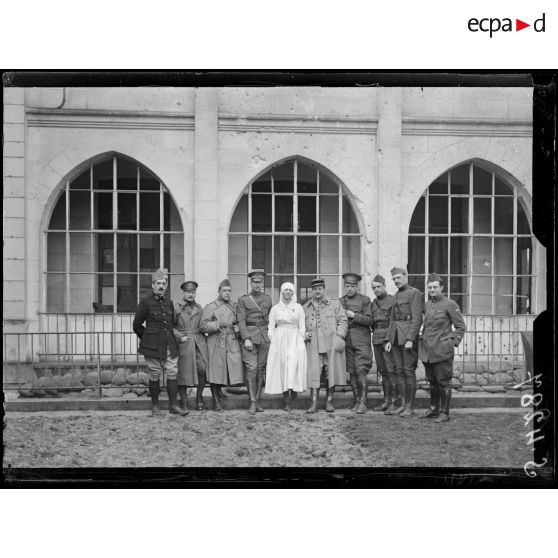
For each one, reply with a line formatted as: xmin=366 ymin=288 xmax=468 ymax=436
xmin=26 ymin=108 xmax=195 ymax=130
xmin=402 ymin=117 xmax=532 ymax=137
xmin=218 ymin=113 xmax=378 ymax=135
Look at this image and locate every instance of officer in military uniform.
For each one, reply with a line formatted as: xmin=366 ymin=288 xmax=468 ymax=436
xmin=133 ymin=268 xmax=188 ymax=417
xmin=418 ymin=273 xmax=466 ymax=422
xmin=174 ymin=280 xmax=209 ymax=411
xmin=385 ymin=267 xmax=424 ymax=417
xmin=304 ymin=278 xmax=348 ymax=413
xmin=237 ymin=269 xmax=272 ymax=414
xmin=339 ymin=272 xmax=374 ymax=414
xmin=370 ymin=275 xmax=397 ymax=414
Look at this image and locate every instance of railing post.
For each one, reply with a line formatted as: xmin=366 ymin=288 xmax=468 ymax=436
xmin=97 ymin=332 xmax=102 ymax=398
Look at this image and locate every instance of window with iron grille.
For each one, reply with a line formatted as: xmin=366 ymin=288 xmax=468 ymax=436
xmin=228 ymin=159 xmax=362 ymax=303
xmin=45 ymin=155 xmax=184 ymax=313
xmin=408 ymin=162 xmax=534 ymax=315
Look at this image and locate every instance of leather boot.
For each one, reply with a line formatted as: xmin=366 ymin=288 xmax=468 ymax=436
xmin=400 ymin=377 xmax=416 ymax=417
xmin=217 ymin=386 xmax=228 ymax=399
xmin=384 ymin=377 xmax=397 ymax=415
xmin=420 ymin=383 xmax=440 ymax=419
xmin=349 ymin=375 xmax=359 ymax=412
xmin=374 ymin=377 xmax=390 ymax=411
xmin=210 ymin=384 xmax=223 ymax=412
xmin=167 ymin=379 xmax=188 ymax=416
xmin=435 ymin=387 xmax=452 ymax=423
xmin=196 ymin=375 xmax=206 ymax=411
xmin=356 ymin=376 xmax=367 ymax=414
xmin=393 ymin=377 xmax=407 ymax=415
xmin=325 ymin=384 xmax=335 ymax=413
xmin=178 ymin=385 xmax=189 ymax=412
xmin=307 ymin=388 xmax=319 ymax=414
xmin=255 ymin=377 xmax=265 ymax=412
xmin=247 ymin=379 xmax=257 ymax=414
xmin=283 ymin=391 xmax=291 ymax=412
xmin=148 ymin=380 xmax=162 ymax=417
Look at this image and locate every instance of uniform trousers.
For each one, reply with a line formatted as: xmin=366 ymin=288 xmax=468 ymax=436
xmin=241 ymin=341 xmax=270 ymax=381
xmin=391 ymin=343 xmax=418 ymax=381
xmin=144 ymin=349 xmax=178 ymax=382
xmin=373 ymin=344 xmax=395 ymax=380
xmin=424 ymin=358 xmax=453 ymax=389
xmin=346 ymin=345 xmax=372 ymax=379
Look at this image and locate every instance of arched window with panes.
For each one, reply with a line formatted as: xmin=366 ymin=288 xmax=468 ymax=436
xmin=408 ymin=161 xmax=534 ymax=315
xmin=228 ymin=158 xmax=362 ymax=303
xmin=45 ymin=154 xmax=184 ymax=313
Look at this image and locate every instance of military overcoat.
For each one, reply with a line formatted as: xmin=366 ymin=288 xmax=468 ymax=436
xmin=200 ymin=299 xmax=244 ymax=385
xmin=133 ymin=292 xmax=179 ymax=360
xmin=419 ymin=295 xmax=466 ymax=363
xmin=173 ymin=301 xmax=209 ymax=385
xmin=303 ymin=296 xmax=348 ymax=387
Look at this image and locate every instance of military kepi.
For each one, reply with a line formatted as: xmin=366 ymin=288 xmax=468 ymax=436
xmin=152 ymin=268 xmax=168 ymax=282
xmin=372 ymin=274 xmax=385 ymax=285
xmin=342 ymin=272 xmax=362 ymax=284
xmin=180 ymin=280 xmax=198 ymax=291
xmin=427 ymin=272 xmax=443 ymax=285
xmin=390 ymin=266 xmax=407 ymax=276
xmin=248 ymin=268 xmax=266 ymax=279
xmin=311 ymin=277 xmax=325 ymax=288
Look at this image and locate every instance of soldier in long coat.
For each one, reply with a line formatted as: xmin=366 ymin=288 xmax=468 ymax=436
xmin=370 ymin=275 xmax=397 ymax=414
xmin=174 ymin=280 xmax=209 ymax=411
xmin=418 ymin=273 xmax=466 ymax=422
xmin=339 ymin=272 xmax=374 ymax=414
xmin=385 ymin=267 xmax=424 ymax=417
xmin=200 ymin=278 xmax=244 ymax=411
xmin=236 ymin=269 xmax=272 ymax=414
xmin=132 ymin=268 xmax=187 ymax=417
xmin=303 ymin=277 xmax=348 ymax=413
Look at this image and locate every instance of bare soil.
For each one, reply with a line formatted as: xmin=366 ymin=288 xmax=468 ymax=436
xmin=3 ymin=409 xmax=531 ymax=468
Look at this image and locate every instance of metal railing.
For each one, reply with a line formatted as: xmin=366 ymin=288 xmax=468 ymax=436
xmin=3 ymin=312 xmax=535 ymax=394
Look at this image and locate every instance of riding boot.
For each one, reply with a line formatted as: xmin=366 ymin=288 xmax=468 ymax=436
xmin=196 ymin=375 xmax=206 ymax=411
xmin=420 ymin=383 xmax=440 ymax=419
xmin=356 ymin=376 xmax=367 ymax=414
xmin=400 ymin=377 xmax=416 ymax=417
xmin=393 ymin=377 xmax=407 ymax=415
xmin=178 ymin=385 xmax=189 ymax=412
xmin=210 ymin=384 xmax=223 ymax=412
xmin=435 ymin=387 xmax=452 ymax=423
xmin=247 ymin=378 xmax=258 ymax=414
xmin=307 ymin=388 xmax=319 ymax=414
xmin=255 ymin=377 xmax=265 ymax=412
xmin=283 ymin=391 xmax=291 ymax=412
xmin=325 ymin=384 xmax=335 ymax=413
xmin=384 ymin=377 xmax=397 ymax=415
xmin=374 ymin=376 xmax=390 ymax=411
xmin=349 ymin=375 xmax=359 ymax=412
xmin=148 ymin=380 xmax=161 ymax=417
xmin=167 ymin=379 xmax=188 ymax=416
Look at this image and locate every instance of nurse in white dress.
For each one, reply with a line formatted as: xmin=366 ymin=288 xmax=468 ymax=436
xmin=265 ymin=282 xmax=308 ymax=411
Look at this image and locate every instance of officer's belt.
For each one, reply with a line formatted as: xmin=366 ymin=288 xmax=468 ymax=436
xmin=373 ymin=321 xmax=389 ymax=330
xmin=395 ymin=314 xmax=411 ymax=321
xmin=246 ymin=320 xmax=268 ymax=327
xmin=220 ymin=326 xmax=237 ymax=333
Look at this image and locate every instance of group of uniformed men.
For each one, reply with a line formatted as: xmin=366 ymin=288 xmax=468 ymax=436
xmin=133 ymin=266 xmax=466 ymax=423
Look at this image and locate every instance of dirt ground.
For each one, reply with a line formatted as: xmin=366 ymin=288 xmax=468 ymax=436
xmin=3 ymin=409 xmax=531 ymax=468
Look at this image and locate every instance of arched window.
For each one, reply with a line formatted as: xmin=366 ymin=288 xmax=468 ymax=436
xmin=46 ymin=154 xmax=184 ymax=313
xmin=408 ymin=162 xmax=534 ymax=315
xmin=228 ymin=159 xmax=362 ymax=302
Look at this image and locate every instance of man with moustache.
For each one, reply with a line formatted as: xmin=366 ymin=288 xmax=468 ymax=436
xmin=304 ymin=278 xmax=348 ymax=413
xmin=339 ymin=272 xmax=374 ymax=414
xmin=133 ymin=268 xmax=188 ymax=417
xmin=384 ymin=267 xmax=424 ymax=417
xmin=200 ymin=279 xmax=244 ymax=411
xmin=237 ymin=269 xmax=272 ymax=414
xmin=174 ymin=280 xmax=209 ymax=411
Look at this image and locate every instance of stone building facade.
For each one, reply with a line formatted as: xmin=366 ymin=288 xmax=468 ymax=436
xmin=3 ymin=86 xmax=541 ymax=380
